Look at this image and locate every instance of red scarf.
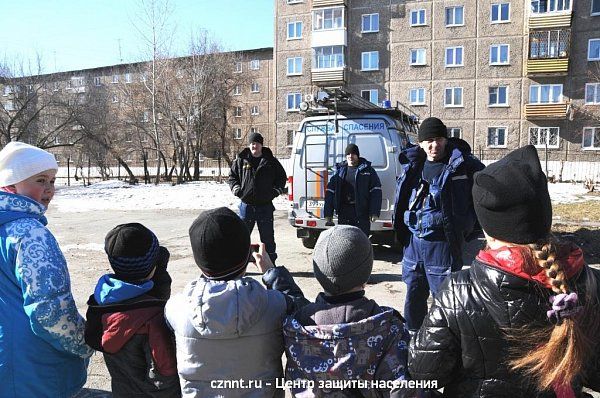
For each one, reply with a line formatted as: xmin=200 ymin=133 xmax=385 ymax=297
xmin=476 ymin=245 xmax=584 ymax=290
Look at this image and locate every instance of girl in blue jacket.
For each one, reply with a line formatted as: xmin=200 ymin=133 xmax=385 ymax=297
xmin=0 ymin=142 xmax=92 ymax=398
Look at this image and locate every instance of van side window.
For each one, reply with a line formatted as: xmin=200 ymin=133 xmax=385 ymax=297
xmin=301 ymin=134 xmax=336 ymax=169
xmin=350 ymin=134 xmax=387 ymax=168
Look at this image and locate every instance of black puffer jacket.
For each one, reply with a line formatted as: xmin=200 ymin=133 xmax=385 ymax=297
xmin=228 ymin=147 xmax=287 ymax=205
xmin=409 ymin=250 xmax=600 ymax=397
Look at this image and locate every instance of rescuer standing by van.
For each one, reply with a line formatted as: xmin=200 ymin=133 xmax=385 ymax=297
xmin=324 ymin=144 xmax=382 ymax=237
xmin=393 ymin=117 xmax=484 ymax=333
xmin=229 ymin=132 xmax=287 ymax=263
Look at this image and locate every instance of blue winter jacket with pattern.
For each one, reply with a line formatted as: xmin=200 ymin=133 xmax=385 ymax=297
xmin=324 ymin=158 xmax=382 ymax=219
xmin=0 ymin=191 xmax=92 ymax=398
xmin=283 ymin=300 xmax=415 ymax=398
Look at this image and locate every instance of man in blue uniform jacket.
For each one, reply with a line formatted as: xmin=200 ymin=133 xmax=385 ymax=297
xmin=324 ymin=144 xmax=382 ymax=237
xmin=393 ymin=117 xmax=485 ymax=333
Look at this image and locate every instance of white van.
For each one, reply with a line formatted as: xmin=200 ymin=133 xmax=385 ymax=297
xmin=287 ymin=97 xmax=418 ymax=248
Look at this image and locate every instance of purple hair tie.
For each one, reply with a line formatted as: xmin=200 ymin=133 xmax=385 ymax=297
xmin=547 ymin=292 xmax=582 ymax=324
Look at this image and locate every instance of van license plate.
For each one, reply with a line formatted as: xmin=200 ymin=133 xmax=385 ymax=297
xmin=307 ymin=200 xmax=324 ymax=209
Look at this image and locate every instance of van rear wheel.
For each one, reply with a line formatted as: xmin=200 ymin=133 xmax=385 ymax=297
xmin=300 ymin=229 xmax=321 ymax=249
xmin=301 ymin=235 xmax=318 ymax=249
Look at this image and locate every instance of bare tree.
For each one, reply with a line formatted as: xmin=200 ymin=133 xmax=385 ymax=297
xmin=0 ymin=56 xmax=81 ymax=149
xmin=131 ymin=0 xmax=175 ymax=184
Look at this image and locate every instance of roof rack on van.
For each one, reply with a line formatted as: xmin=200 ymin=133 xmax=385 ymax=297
xmin=301 ymin=88 xmax=420 ymax=129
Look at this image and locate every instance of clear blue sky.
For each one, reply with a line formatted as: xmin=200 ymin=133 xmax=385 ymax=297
xmin=0 ymin=0 xmax=274 ymax=74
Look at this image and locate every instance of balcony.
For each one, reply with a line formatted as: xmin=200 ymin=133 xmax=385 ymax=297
xmin=311 ymin=67 xmax=346 ymax=85
xmin=312 ymin=0 xmax=346 ymax=6
xmin=527 ymin=29 xmax=570 ymax=75
xmin=524 ymin=102 xmax=568 ymax=119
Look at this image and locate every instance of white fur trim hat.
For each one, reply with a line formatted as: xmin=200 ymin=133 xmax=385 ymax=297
xmin=0 ymin=142 xmax=58 ymax=186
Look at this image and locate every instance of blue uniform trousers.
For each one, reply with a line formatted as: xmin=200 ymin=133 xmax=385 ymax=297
xmin=337 ymin=203 xmax=370 ymax=237
xmin=402 ymin=234 xmax=462 ymax=331
xmin=239 ymin=202 xmax=277 ymax=263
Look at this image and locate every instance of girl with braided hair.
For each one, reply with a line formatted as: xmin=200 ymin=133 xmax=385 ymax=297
xmin=408 ymin=145 xmax=600 ymax=397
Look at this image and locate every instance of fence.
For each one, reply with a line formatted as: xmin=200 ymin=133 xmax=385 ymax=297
xmin=476 ymin=149 xmax=600 ymax=182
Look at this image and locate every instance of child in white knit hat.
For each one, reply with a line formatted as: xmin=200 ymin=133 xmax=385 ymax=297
xmin=0 ymin=142 xmax=92 ymax=398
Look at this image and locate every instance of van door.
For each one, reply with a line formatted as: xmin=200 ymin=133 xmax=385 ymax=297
xmin=298 ymin=120 xmax=337 ymax=219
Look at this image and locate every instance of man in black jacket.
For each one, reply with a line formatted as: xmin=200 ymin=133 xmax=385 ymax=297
xmin=228 ymin=132 xmax=287 ymax=263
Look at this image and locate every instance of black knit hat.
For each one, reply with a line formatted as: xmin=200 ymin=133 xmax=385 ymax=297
xmin=345 ymin=144 xmax=360 ymax=157
xmin=105 ymin=223 xmax=160 ymax=281
xmin=248 ymin=132 xmax=264 ymax=145
xmin=473 ymin=145 xmax=552 ymax=244
xmin=418 ymin=117 xmax=448 ymax=142
xmin=189 ymin=207 xmax=250 ymax=279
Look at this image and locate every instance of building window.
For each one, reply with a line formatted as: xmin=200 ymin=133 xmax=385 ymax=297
xmin=93 ymin=77 xmax=101 ymax=86
xmin=125 ymin=73 xmax=132 ymax=83
xmin=409 ymin=88 xmax=426 ymax=105
xmin=287 ymin=0 xmax=303 ymax=3
xmin=585 ymin=83 xmax=600 ymax=104
xmin=234 ymin=106 xmax=242 ymax=117
xmin=491 ymin=3 xmax=510 ymax=22
xmin=53 ymin=82 xmax=59 ymax=91
xmin=589 ymin=39 xmax=600 ymax=61
xmin=410 ymin=48 xmax=426 ymax=65
xmin=362 ymin=13 xmax=379 ymax=33
xmin=140 ymin=73 xmax=147 ymax=82
xmin=529 ymin=84 xmax=563 ymax=103
xmin=112 ymin=75 xmax=119 ymax=84
xmin=314 ymin=46 xmax=345 ymax=69
xmin=313 ymin=7 xmax=344 ymax=30
xmin=287 ymin=92 xmax=302 ymax=111
xmin=250 ymin=127 xmax=259 ymax=135
xmin=583 ymin=127 xmax=600 ymax=149
xmin=233 ymin=128 xmax=242 ymax=140
xmin=361 ymin=51 xmax=379 ymax=71
xmin=251 ymin=82 xmax=259 ymax=93
xmin=445 ymin=87 xmax=463 ymax=107
xmin=531 ymin=0 xmax=571 ymax=14
xmin=361 ymin=89 xmax=379 ymax=105
xmin=445 ymin=6 xmax=464 ymax=26
xmin=447 ymin=127 xmax=462 ymax=138
xmin=251 ymin=105 xmax=259 ymax=115
xmin=530 ymin=127 xmax=559 ymax=148
xmin=249 ymin=60 xmax=260 ymax=70
xmin=410 ymin=9 xmax=426 ymax=26
xmin=593 ymin=0 xmax=600 ymax=15
xmin=233 ymin=85 xmax=241 ymax=95
xmin=287 ymin=57 xmax=303 ymax=75
xmin=286 ymin=130 xmax=295 ymax=147
xmin=445 ymin=47 xmax=464 ymax=67
xmin=234 ymin=62 xmax=242 ymax=73
xmin=487 ymin=127 xmax=507 ymax=147
xmin=529 ymin=30 xmax=570 ymax=59
xmin=141 ymin=111 xmax=149 ymax=123
xmin=287 ymin=21 xmax=303 ymax=39
xmin=112 ymin=94 xmax=119 ymax=103
xmin=489 ymin=86 xmax=509 ymax=106
xmin=490 ymin=44 xmax=510 ymax=64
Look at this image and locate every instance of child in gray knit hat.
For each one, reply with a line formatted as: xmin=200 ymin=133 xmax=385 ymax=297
xmin=283 ymin=225 xmax=419 ymax=397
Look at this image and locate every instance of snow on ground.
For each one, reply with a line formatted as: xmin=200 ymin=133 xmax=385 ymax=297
xmin=52 ymin=180 xmax=597 ymax=212
xmin=53 ymin=180 xmax=290 ymax=212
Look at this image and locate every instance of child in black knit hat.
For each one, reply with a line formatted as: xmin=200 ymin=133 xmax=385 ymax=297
xmin=84 ymin=223 xmax=181 ymax=397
